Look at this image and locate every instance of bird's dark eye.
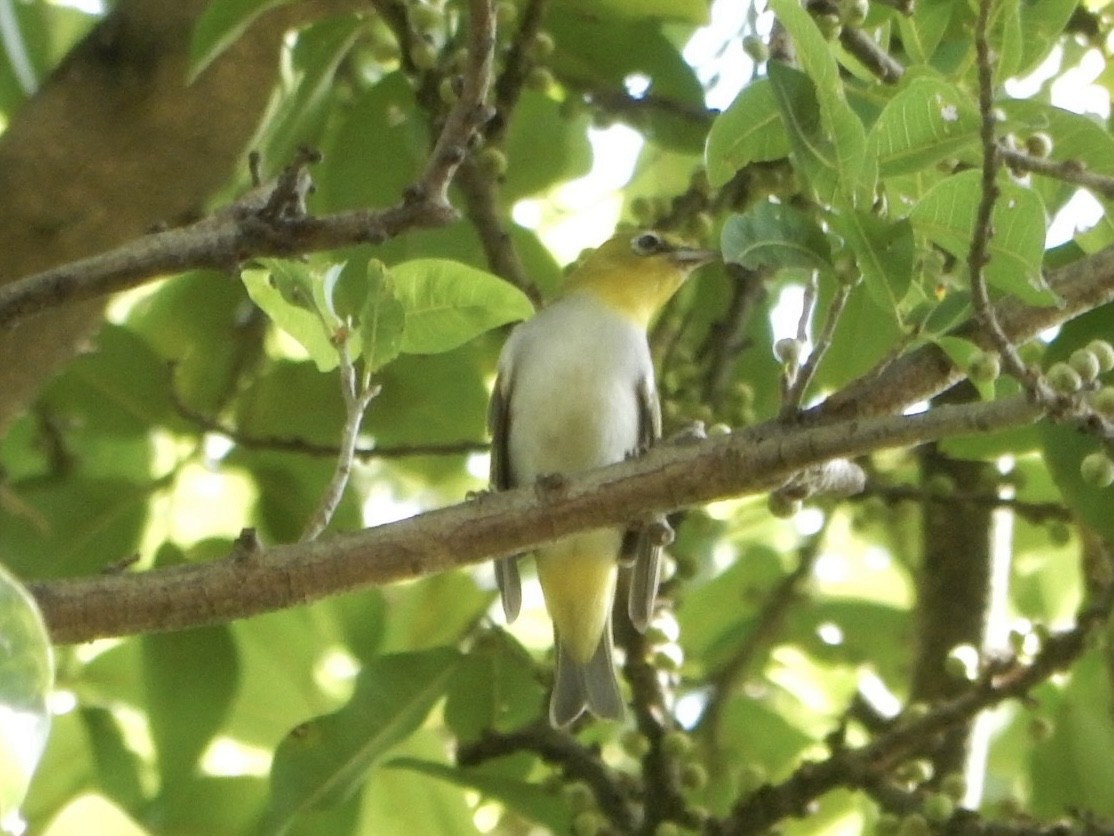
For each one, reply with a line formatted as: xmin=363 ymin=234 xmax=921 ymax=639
xmin=630 ymin=231 xmax=665 ymax=256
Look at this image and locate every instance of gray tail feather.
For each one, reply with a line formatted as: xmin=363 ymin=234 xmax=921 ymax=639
xmin=549 ymin=622 xmax=624 ymax=727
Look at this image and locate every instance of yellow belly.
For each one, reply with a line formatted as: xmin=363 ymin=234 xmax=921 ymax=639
xmin=535 ymin=529 xmax=622 ymax=664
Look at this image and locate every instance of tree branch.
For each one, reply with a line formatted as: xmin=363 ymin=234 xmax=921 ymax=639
xmin=30 ymin=393 xmax=1043 ymax=643
xmin=0 ymin=0 xmax=497 ymax=330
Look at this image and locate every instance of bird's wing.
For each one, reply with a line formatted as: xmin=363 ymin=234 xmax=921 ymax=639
xmin=627 ymin=375 xmax=663 ymax=632
xmin=488 ymin=371 xmax=522 ymax=622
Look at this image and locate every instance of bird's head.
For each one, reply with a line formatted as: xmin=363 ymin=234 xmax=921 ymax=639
xmin=562 ymin=230 xmax=718 ymax=328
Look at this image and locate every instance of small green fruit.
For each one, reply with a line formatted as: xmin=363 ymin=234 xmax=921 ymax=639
xmin=1024 ymin=132 xmax=1054 ymax=158
xmin=1080 ymin=452 xmax=1114 ymax=488
xmin=922 ymin=792 xmax=955 ymax=823
xmin=660 ymin=730 xmax=693 ymax=759
xmin=967 ymin=350 xmax=1000 ymax=384
xmin=1091 ymin=386 xmax=1114 ymax=417
xmin=1088 ymin=339 xmax=1114 ymax=372
xmin=528 ymin=31 xmax=556 ymax=60
xmin=1070 ymin=348 xmax=1101 ymax=383
xmin=409 ymin=39 xmax=438 ymax=70
xmin=526 ymin=66 xmax=555 ymax=91
xmin=476 ymin=146 xmax=508 ymax=177
xmin=1047 ymin=361 xmax=1082 ymax=394
xmin=681 ymin=762 xmax=708 ymax=791
xmin=742 ymin=35 xmax=769 ymax=62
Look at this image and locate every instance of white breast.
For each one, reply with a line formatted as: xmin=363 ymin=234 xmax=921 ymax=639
xmin=499 ymin=292 xmax=653 ymax=484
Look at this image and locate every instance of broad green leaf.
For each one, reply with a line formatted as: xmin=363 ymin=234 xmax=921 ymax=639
xmin=705 ymin=79 xmax=791 ymax=187
xmin=143 ymin=618 xmax=239 ymax=789
xmin=909 ymin=170 xmax=1054 ymax=305
xmin=548 ymin=11 xmax=708 ymax=153
xmin=828 ymin=211 xmax=914 ymax=314
xmin=356 ymin=732 xmax=473 ymax=835
xmin=41 ymin=324 xmax=178 ymax=437
xmin=79 ymin=708 xmax=144 ymax=811
xmin=127 ymin=270 xmax=263 ymax=415
xmin=991 ymin=0 xmax=1023 ymax=81
xmin=263 ymin=648 xmax=461 ymax=832
xmin=315 ymin=72 xmax=425 ymax=212
xmin=1017 ymin=0 xmax=1077 ymax=77
xmin=1030 ymin=653 xmax=1114 ymax=817
xmin=504 ymin=91 xmax=592 ymax=202
xmin=770 ymin=0 xmax=873 ymax=204
xmin=257 ymin=16 xmax=364 ymax=169
xmin=894 ymin=0 xmax=956 ymax=65
xmin=0 ymin=477 xmax=150 ymax=579
xmin=356 ymin=260 xmax=405 ymax=373
xmin=188 ymin=0 xmax=291 ymax=81
xmin=444 ymin=631 xmax=546 ymax=740
xmin=868 ymin=77 xmax=979 ymax=177
xmin=720 ymin=203 xmax=832 ymax=272
xmin=242 ymin=264 xmax=339 ymax=372
xmin=392 ymin=259 xmax=534 ymax=354
xmin=0 ymin=563 xmax=53 ymax=827
xmin=388 ymin=756 xmax=571 ymax=832
xmin=768 ymin=62 xmax=841 ymax=205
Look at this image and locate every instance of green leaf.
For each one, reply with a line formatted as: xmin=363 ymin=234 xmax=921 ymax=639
xmin=829 ymin=211 xmax=914 ymax=314
xmin=392 ymin=259 xmax=534 ymax=355
xmin=188 ymin=0 xmax=291 ymax=81
xmin=143 ymin=619 xmax=239 ymax=789
xmin=1030 ymin=652 xmax=1114 ymax=817
xmin=387 ymin=756 xmax=572 ymax=832
xmin=894 ymin=0 xmax=956 ymax=65
xmin=867 ymin=76 xmax=980 ymax=177
xmin=767 ymin=62 xmax=841 ymax=205
xmin=316 ymin=72 xmax=425 ymax=212
xmin=503 ymin=91 xmax=592 ymax=202
xmin=127 ymin=270 xmax=263 ymax=415
xmin=263 ymin=648 xmax=461 ymax=832
xmin=0 ymin=562 xmax=53 ymax=821
xmin=705 ymin=79 xmax=791 ymax=188
xmin=257 ymin=16 xmax=364 ymax=168
xmin=548 ymin=12 xmax=708 ymax=153
xmin=1017 ymin=0 xmax=1077 ymax=78
xmin=80 ymin=708 xmax=145 ymax=811
xmin=242 ymin=264 xmax=339 ymax=372
xmin=909 ymin=170 xmax=1054 ymax=306
xmin=0 ymin=477 xmax=151 ymax=579
xmin=444 ymin=631 xmax=545 ymax=741
xmin=769 ymin=0 xmax=873 ymax=204
xmin=357 ymin=260 xmax=405 ymax=373
xmin=720 ymin=203 xmax=832 ymax=272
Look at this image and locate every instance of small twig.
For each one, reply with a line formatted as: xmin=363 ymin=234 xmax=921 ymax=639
xmin=699 ymin=263 xmax=765 ymax=407
xmin=457 ymin=721 xmax=639 ymax=832
xmin=968 ymin=0 xmax=1039 ymax=390
xmin=170 ymin=376 xmax=486 ymax=460
xmin=300 ymin=346 xmax=381 ymax=541
xmin=783 ymin=283 xmax=851 ymax=417
xmin=838 ymin=26 xmax=904 ymax=84
xmin=999 ymin=144 xmax=1114 ymax=200
xmin=0 ymin=0 xmax=496 ymax=331
xmin=490 ymin=0 xmax=551 ymax=146
xmin=860 ymin=484 xmax=1072 ymax=525
xmin=714 ymin=577 xmax=1114 ymax=834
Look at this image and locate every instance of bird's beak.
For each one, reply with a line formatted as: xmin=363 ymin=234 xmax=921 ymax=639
xmin=671 ymin=246 xmax=720 ymax=269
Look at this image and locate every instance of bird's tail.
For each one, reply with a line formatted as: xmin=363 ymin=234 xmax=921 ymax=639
xmin=550 ymin=620 xmax=624 ymax=727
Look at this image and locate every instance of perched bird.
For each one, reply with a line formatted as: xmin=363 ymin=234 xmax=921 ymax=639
xmin=488 ymin=230 xmax=717 ymax=727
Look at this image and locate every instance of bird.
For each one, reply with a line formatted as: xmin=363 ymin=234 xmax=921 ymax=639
xmin=487 ymin=229 xmax=717 ymax=727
